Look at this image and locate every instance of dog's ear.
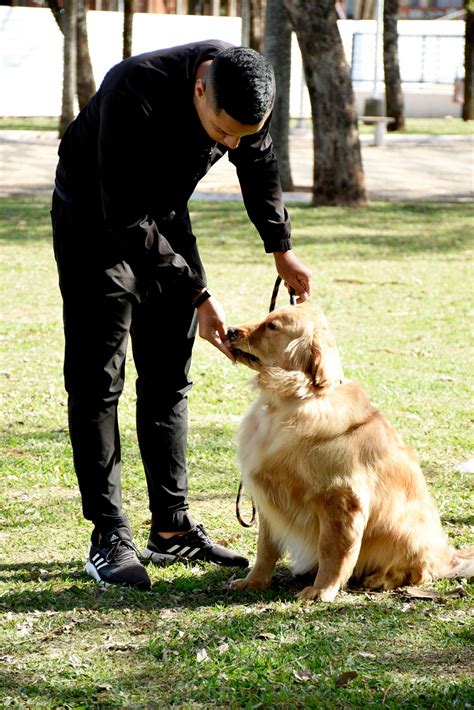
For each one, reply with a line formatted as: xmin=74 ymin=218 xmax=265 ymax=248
xmin=284 ymin=331 xmax=343 ymax=389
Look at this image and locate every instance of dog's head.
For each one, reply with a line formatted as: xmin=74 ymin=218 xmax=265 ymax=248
xmin=227 ymin=304 xmax=344 ymax=389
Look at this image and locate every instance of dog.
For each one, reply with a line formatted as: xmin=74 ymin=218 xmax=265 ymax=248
xmin=227 ymin=304 xmax=473 ymax=602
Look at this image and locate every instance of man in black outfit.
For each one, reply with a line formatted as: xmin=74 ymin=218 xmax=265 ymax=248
xmin=51 ymin=40 xmax=312 ymax=590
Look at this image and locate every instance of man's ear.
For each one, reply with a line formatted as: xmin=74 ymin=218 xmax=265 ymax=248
xmin=194 ymin=78 xmax=206 ymax=100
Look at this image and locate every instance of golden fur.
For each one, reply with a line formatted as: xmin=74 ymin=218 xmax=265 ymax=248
xmin=227 ymin=304 xmax=473 ymax=602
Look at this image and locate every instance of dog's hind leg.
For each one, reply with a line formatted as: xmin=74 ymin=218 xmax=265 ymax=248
xmin=297 ymin=493 xmax=365 ymax=602
xmin=230 ymin=515 xmax=281 ymax=591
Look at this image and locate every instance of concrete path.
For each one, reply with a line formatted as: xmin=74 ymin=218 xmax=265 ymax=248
xmin=1 ymin=129 xmax=473 ymax=202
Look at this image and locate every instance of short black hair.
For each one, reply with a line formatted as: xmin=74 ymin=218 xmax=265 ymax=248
xmin=206 ymin=46 xmax=275 ymax=125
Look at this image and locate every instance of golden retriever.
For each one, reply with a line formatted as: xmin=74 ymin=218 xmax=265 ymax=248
xmin=227 ymin=304 xmax=473 ymax=601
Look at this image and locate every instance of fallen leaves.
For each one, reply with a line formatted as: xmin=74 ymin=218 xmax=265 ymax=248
xmin=196 ymin=648 xmax=209 ymax=663
xmin=334 ymin=670 xmax=358 ymax=688
xmin=401 ymin=586 xmax=467 ymax=601
xmin=292 ymin=668 xmax=316 ymax=683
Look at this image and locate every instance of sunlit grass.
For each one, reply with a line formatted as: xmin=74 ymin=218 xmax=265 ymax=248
xmin=1 ymin=196 xmax=473 ymax=708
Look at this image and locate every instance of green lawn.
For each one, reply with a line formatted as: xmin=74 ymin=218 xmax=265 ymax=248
xmin=1 ymin=197 xmax=473 ymax=708
xmin=1 ymin=115 xmax=473 ymax=135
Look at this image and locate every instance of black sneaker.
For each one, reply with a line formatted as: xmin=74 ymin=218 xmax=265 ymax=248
xmin=141 ymin=524 xmax=249 ymax=568
xmin=85 ymin=526 xmax=151 ymax=590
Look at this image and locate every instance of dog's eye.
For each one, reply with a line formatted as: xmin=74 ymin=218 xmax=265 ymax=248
xmin=267 ymin=322 xmax=279 ymax=331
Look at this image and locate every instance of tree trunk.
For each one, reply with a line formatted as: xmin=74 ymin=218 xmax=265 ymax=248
xmin=188 ymin=0 xmax=204 ymax=12
xmin=241 ymin=0 xmax=266 ymax=52
xmin=383 ymin=0 xmax=405 ymax=131
xmin=76 ymin=0 xmax=96 ymax=110
xmin=123 ymin=0 xmax=134 ymax=60
xmin=264 ymin=0 xmax=293 ymax=191
xmin=59 ymin=0 xmax=77 ymax=138
xmin=463 ymin=0 xmax=474 ymax=121
xmin=48 ymin=0 xmax=95 ymax=112
xmin=283 ymin=0 xmax=366 ymax=206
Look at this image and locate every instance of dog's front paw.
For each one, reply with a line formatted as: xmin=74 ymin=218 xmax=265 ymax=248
xmin=297 ymin=585 xmax=339 ymax=602
xmin=229 ymin=575 xmax=270 ymax=591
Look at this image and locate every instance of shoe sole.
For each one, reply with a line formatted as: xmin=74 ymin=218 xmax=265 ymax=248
xmin=141 ymin=547 xmax=249 ymax=568
xmin=84 ymin=561 xmax=151 ymax=590
xmin=141 ymin=547 xmax=179 ymax=567
xmin=84 ymin=561 xmax=110 ymax=586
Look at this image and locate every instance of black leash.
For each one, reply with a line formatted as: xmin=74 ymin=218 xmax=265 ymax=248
xmin=236 ymin=276 xmax=296 ymax=528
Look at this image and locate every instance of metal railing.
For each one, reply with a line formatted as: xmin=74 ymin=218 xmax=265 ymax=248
xmin=351 ymin=32 xmax=464 ymax=84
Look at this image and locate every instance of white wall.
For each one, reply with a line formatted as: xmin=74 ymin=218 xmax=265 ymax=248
xmin=0 ymin=7 xmax=465 ymax=118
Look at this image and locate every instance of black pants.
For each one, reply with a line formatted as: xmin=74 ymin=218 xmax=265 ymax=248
xmin=51 ymin=192 xmax=205 ymax=533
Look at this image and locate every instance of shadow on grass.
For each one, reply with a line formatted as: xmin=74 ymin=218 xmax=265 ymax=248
xmin=0 ymin=561 xmax=310 ymax=613
xmin=2 ymin=199 xmax=472 ymax=259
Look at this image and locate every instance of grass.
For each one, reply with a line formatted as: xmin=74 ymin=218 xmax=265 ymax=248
xmin=1 ymin=115 xmax=473 ymax=135
xmin=1 ymin=196 xmax=473 ymax=708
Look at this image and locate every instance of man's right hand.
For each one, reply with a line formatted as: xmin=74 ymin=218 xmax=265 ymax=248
xmin=195 ymin=293 xmax=235 ymax=362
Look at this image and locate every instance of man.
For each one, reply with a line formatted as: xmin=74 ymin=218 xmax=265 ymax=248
xmin=51 ymin=40 xmax=312 ymax=590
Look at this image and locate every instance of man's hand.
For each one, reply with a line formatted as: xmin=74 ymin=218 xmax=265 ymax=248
xmin=196 ymin=294 xmax=235 ymax=362
xmin=273 ymin=251 xmax=312 ymax=303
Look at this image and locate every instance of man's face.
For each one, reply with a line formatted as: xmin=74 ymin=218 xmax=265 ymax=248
xmin=193 ymin=76 xmax=270 ymax=150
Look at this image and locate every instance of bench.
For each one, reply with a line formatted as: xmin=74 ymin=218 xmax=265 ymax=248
xmin=358 ymin=116 xmax=395 ymax=147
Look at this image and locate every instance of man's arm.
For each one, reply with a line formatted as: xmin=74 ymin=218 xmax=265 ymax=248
xmin=229 ymin=121 xmax=312 ymax=302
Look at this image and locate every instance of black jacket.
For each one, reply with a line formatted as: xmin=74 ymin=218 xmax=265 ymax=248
xmin=55 ymin=40 xmax=292 ymax=294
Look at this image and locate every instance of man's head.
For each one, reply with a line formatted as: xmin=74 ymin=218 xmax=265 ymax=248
xmin=194 ymin=46 xmax=275 ymax=149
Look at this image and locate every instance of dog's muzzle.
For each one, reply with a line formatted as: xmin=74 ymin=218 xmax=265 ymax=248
xmin=227 ymin=327 xmax=260 ymax=366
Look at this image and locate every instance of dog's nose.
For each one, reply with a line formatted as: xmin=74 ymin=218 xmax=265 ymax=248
xmin=227 ymin=327 xmax=239 ymax=342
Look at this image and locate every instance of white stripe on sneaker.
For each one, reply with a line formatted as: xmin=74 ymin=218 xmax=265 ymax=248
xmin=178 ymin=546 xmax=191 ymax=557
xmin=187 ymin=547 xmax=201 ymax=558
xmin=95 ymin=561 xmax=108 ymax=570
xmin=166 ymin=544 xmax=181 ymax=554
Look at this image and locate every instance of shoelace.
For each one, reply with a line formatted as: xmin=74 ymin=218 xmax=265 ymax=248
xmin=192 ymin=524 xmax=213 ymax=549
xmin=105 ymin=537 xmax=139 ymax=564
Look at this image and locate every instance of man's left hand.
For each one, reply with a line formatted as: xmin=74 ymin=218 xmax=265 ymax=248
xmin=273 ymin=251 xmax=312 ymax=303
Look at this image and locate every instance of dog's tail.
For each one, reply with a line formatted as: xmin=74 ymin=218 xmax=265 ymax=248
xmin=441 ymin=546 xmax=474 ymax=580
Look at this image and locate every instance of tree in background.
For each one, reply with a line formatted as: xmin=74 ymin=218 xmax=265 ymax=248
xmin=123 ymin=0 xmax=135 ymax=60
xmin=264 ymin=0 xmax=293 ymax=191
xmin=59 ymin=0 xmax=77 ymax=137
xmin=384 ymin=0 xmax=405 ymax=130
xmin=241 ymin=0 xmax=266 ymax=52
xmin=48 ymin=0 xmax=96 ymax=112
xmin=282 ymin=0 xmax=366 ymax=205
xmin=463 ymin=0 xmax=474 ymax=120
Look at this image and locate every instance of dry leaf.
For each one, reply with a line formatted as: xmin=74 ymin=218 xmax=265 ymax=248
xmin=334 ymin=671 xmax=358 ymax=688
xmin=196 ymin=648 xmax=208 ymax=663
xmin=292 ymin=668 xmax=315 ymax=683
xmin=257 ymin=632 xmax=277 ymax=640
xmin=217 ymin=642 xmax=229 ymax=654
xmin=444 ymin=587 xmax=467 ymax=599
xmin=403 ymin=587 xmax=441 ymax=600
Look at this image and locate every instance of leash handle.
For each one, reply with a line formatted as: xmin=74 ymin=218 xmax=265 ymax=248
xmin=236 ymin=480 xmax=257 ymax=528
xmin=269 ymin=275 xmax=296 ymax=312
